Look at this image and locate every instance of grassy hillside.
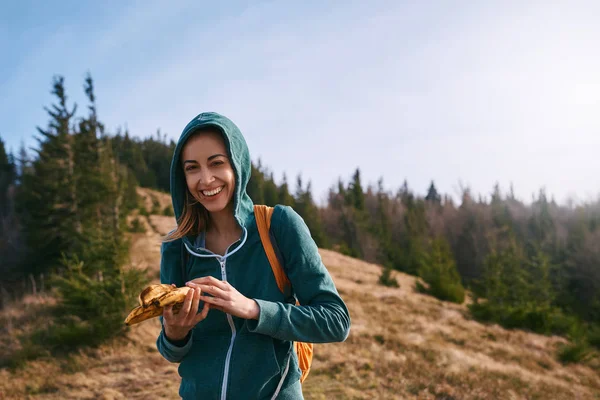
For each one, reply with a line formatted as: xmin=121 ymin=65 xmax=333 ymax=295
xmin=1 ymin=188 xmax=599 ymax=399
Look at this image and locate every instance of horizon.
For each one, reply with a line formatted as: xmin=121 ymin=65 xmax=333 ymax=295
xmin=2 ymin=1 xmax=599 ymax=207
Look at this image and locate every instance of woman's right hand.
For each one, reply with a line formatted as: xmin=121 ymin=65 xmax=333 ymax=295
xmin=163 ymin=285 xmax=210 ymax=341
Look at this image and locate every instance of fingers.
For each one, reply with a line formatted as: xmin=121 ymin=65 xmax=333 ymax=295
xmin=193 ymin=302 xmax=211 ymax=324
xmin=193 ymin=283 xmax=228 ymax=299
xmin=187 ymin=276 xmax=228 ymax=290
xmin=185 ymin=287 xmax=201 ymax=324
xmin=199 ymin=295 xmax=225 ymax=310
xmin=163 ymin=304 xmax=174 ymax=321
xmin=179 ymin=286 xmax=195 ymax=318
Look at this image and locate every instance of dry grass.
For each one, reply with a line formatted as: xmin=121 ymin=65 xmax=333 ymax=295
xmin=308 ymin=249 xmax=600 ymax=400
xmin=1 ymin=188 xmax=599 ymax=399
xmin=136 ymin=187 xmax=172 ymax=215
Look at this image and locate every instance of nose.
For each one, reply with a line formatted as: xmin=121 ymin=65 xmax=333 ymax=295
xmin=197 ymin=167 xmax=215 ymax=187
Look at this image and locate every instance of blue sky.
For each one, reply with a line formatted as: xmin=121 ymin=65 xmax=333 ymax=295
xmin=2 ymin=0 xmax=599 ymax=205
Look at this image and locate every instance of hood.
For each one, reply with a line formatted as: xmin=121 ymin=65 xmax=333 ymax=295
xmin=170 ymin=112 xmax=254 ymax=243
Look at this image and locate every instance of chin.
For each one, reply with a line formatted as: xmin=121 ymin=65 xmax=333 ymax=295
xmin=202 ymin=202 xmax=229 ymax=214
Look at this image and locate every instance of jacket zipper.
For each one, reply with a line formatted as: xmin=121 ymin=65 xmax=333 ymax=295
xmin=187 ymin=233 xmax=247 ymax=400
xmin=218 ymin=250 xmax=236 ymax=400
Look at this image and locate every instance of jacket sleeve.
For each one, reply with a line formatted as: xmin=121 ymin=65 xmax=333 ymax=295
xmin=246 ymin=205 xmax=351 ymax=343
xmin=156 ymin=238 xmax=194 ymax=363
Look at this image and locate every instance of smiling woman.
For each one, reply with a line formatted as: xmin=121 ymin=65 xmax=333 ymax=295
xmin=182 ymin=133 xmax=232 ymax=205
xmin=155 ymin=112 xmax=351 ymax=400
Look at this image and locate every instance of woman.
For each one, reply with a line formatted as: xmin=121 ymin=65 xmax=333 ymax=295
xmin=156 ymin=112 xmax=351 ymax=399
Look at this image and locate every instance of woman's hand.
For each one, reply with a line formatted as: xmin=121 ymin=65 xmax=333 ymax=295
xmin=186 ymin=276 xmax=260 ymax=320
xmin=163 ymin=285 xmax=210 ymax=341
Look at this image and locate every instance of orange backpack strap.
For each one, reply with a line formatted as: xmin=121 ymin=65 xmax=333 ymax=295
xmin=254 ymin=205 xmax=314 ymax=384
xmin=254 ymin=205 xmax=290 ymax=293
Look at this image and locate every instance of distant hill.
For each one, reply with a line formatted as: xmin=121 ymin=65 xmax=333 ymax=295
xmin=1 ymin=188 xmax=598 ymax=399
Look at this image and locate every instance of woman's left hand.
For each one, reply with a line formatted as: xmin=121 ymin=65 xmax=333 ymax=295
xmin=186 ymin=276 xmax=260 ymax=320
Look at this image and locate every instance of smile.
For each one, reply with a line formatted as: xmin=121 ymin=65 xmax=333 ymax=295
xmin=201 ymin=186 xmax=224 ymax=197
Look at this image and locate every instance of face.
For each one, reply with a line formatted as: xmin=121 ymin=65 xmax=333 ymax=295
xmin=181 ymin=130 xmax=236 ymax=215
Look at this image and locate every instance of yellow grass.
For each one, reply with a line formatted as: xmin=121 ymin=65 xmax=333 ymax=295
xmin=1 ymin=188 xmax=599 ymax=399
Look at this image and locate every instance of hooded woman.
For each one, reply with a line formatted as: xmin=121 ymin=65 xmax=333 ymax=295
xmin=156 ymin=112 xmax=351 ymax=399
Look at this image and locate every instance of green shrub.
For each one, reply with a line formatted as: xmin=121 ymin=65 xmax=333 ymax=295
xmin=469 ymin=302 xmax=577 ymax=336
xmin=162 ymin=204 xmax=175 ymax=216
xmin=378 ymin=265 xmax=399 ymax=288
xmin=586 ymin=324 xmax=600 ymax=350
xmin=417 ymin=238 xmax=465 ymax=304
xmin=337 ymin=242 xmax=359 ymax=258
xmin=557 ymin=340 xmax=591 ymax=364
xmin=150 ymin=195 xmax=161 ymax=215
xmin=29 ymin=255 xmax=150 ymax=353
xmin=417 ymin=279 xmax=465 ymax=304
xmin=29 ymin=317 xmax=96 ymax=351
xmin=129 ymin=217 xmax=146 ymax=233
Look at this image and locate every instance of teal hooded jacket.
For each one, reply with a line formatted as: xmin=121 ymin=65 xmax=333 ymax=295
xmin=156 ymin=112 xmax=351 ymax=399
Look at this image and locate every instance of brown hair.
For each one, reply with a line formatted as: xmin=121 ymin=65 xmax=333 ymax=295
xmin=163 ymin=189 xmax=209 ymax=242
xmin=163 ymin=127 xmax=224 ymax=243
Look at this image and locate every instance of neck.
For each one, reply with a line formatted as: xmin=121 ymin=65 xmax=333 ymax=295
xmin=208 ymin=203 xmax=240 ymax=236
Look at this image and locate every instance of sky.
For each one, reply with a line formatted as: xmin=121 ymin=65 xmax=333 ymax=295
xmin=1 ymin=0 xmax=599 ymax=206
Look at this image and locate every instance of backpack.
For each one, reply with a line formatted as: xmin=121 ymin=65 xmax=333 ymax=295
xmin=253 ymin=205 xmax=313 ymax=383
xmin=180 ymin=204 xmax=314 ymax=383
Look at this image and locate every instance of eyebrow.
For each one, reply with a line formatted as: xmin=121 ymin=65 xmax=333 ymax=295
xmin=183 ymin=154 xmax=227 ymax=164
xmin=208 ymin=153 xmax=227 ymax=161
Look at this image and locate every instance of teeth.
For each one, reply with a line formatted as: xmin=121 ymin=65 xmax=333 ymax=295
xmin=202 ymin=186 xmax=224 ymax=197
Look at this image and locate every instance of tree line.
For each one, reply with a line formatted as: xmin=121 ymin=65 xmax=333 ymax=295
xmin=1 ymin=74 xmax=598 ymax=365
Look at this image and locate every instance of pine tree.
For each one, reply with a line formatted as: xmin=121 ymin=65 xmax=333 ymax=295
xmin=111 ymin=129 xmax=151 ymax=189
xmin=17 ymin=141 xmax=32 ymax=181
xmin=141 ymin=130 xmax=173 ymax=192
xmin=346 ymin=168 xmax=365 ymax=211
xmin=0 ymin=138 xmax=25 ymax=296
xmin=337 ymin=170 xmax=370 ymax=258
xmin=398 ymin=195 xmax=428 ymax=275
xmin=294 ymin=177 xmax=327 ymax=248
xmin=397 ymin=179 xmax=410 ymax=204
xmin=374 ymin=177 xmax=392 ymax=264
xmin=417 ymin=237 xmax=465 ymax=303
xmin=327 ymin=178 xmax=345 ymax=211
xmin=562 ymin=218 xmax=600 ymax=323
xmin=278 ymin=173 xmax=295 ymax=207
xmin=16 ymin=76 xmax=82 ymax=276
xmin=469 ymin=235 xmax=574 ymax=335
xmin=469 ymin=237 xmax=528 ymax=325
xmin=527 ymin=250 xmax=554 ymax=308
xmin=33 ymin=74 xmax=149 ymax=352
xmin=527 ymin=189 xmax=556 ymax=255
xmin=74 ymin=74 xmax=105 ymax=229
xmin=487 ymin=238 xmax=530 ymax=306
xmin=262 ymin=172 xmax=279 ymax=206
xmin=247 ymin=161 xmax=265 ymax=205
xmin=425 ymin=180 xmax=441 ymax=204
xmin=453 ymin=196 xmax=492 ymax=293
xmin=0 ymin=146 xmax=24 ymax=303
xmin=0 ymin=137 xmax=16 ymax=217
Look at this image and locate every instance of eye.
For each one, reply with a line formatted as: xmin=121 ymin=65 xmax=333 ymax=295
xmin=185 ymin=165 xmax=197 ymax=172
xmin=212 ymin=160 xmax=224 ymax=167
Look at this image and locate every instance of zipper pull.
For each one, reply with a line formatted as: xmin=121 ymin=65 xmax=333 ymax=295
xmin=219 ymin=258 xmax=227 ymax=280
